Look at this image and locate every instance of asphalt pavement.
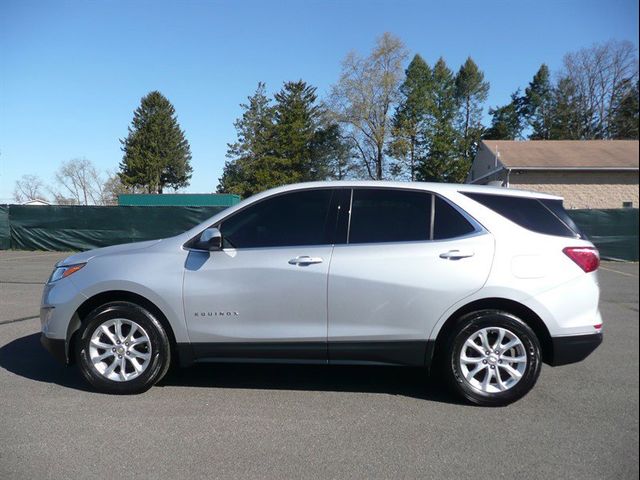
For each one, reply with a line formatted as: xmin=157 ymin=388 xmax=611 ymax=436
xmin=0 ymin=251 xmax=638 ymax=479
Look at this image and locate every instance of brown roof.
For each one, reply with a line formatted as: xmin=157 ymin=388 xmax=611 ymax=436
xmin=480 ymin=140 xmax=639 ymax=169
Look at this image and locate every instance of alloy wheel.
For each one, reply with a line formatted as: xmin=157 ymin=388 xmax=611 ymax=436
xmin=88 ymin=318 xmax=152 ymax=382
xmin=458 ymin=327 xmax=528 ymax=393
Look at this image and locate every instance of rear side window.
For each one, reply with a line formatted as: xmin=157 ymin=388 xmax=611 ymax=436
xmin=462 ymin=192 xmax=580 ymax=238
xmin=433 ymin=196 xmax=477 ymax=240
xmin=349 ymin=189 xmax=431 ymax=244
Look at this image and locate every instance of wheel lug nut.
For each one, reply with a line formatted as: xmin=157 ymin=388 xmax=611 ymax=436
xmin=118 ymin=355 xmax=122 ymax=358
xmin=117 ymin=341 xmax=121 ymax=345
xmin=126 ymin=351 xmax=130 ymax=355
xmin=498 ymin=360 xmax=502 ymax=364
xmin=485 ymin=351 xmax=490 ymax=355
xmin=125 ymin=342 xmax=129 ymax=346
xmin=482 ymin=360 xmax=487 ymax=364
xmin=490 ymin=365 xmax=495 ymax=369
xmin=112 ymin=348 xmax=116 ymax=352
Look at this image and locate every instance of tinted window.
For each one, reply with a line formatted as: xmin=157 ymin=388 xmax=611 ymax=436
xmin=220 ymin=189 xmax=334 ymax=248
xmin=539 ymin=199 xmax=585 ymax=239
xmin=462 ymin=192 xmax=578 ymax=238
xmin=433 ymin=196 xmax=477 ymax=240
xmin=349 ymin=189 xmax=431 ymax=244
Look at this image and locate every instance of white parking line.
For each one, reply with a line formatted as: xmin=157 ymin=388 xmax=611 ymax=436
xmin=0 ymin=253 xmax=65 ymax=261
xmin=600 ymin=266 xmax=639 ymax=278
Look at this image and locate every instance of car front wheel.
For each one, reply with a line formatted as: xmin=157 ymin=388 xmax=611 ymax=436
xmin=76 ymin=301 xmax=171 ymax=394
xmin=443 ymin=310 xmax=542 ymax=406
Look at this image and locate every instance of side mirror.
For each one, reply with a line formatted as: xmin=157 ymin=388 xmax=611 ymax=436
xmin=199 ymin=227 xmax=222 ymax=251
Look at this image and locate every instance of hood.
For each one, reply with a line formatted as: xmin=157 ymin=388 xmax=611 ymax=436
xmin=58 ymin=239 xmax=163 ymax=266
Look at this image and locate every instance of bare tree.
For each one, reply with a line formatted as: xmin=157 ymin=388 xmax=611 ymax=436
xmin=330 ymin=33 xmax=408 ymax=180
xmin=52 ymin=158 xmax=105 ymax=205
xmin=561 ymin=40 xmax=638 ymax=138
xmin=13 ymin=174 xmax=47 ymax=203
xmin=101 ymin=170 xmax=145 ymax=205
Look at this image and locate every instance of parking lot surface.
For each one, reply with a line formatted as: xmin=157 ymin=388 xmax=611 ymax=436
xmin=1 ymin=251 xmax=638 ymax=479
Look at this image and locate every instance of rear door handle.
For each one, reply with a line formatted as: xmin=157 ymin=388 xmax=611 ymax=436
xmin=439 ymin=250 xmax=475 ymax=260
xmin=288 ymin=256 xmax=324 ymax=266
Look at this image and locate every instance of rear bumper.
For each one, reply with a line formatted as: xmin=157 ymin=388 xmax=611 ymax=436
xmin=40 ymin=334 xmax=67 ymax=364
xmin=549 ymin=332 xmax=603 ymax=366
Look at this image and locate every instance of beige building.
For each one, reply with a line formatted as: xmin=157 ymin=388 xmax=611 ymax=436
xmin=467 ymin=140 xmax=639 ymax=209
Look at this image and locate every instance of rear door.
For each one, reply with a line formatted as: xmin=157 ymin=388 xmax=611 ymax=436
xmin=327 ymin=188 xmax=494 ymax=365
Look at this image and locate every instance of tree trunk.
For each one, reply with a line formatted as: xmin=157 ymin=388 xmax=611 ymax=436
xmin=376 ymin=145 xmax=383 ymax=180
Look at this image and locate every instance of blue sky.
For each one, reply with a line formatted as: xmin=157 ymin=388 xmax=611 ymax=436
xmin=0 ymin=0 xmax=638 ymax=202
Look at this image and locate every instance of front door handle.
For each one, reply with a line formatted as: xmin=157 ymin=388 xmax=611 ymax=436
xmin=439 ymin=250 xmax=475 ymax=260
xmin=288 ymin=256 xmax=324 ymax=266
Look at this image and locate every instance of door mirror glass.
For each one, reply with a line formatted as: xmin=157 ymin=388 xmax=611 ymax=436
xmin=199 ymin=227 xmax=222 ymax=251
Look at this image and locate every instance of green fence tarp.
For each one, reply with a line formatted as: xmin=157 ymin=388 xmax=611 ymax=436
xmin=568 ymin=208 xmax=639 ymax=262
xmin=0 ymin=206 xmax=9 ymax=250
xmin=0 ymin=205 xmax=638 ymax=261
xmin=4 ymin=205 xmax=226 ymax=251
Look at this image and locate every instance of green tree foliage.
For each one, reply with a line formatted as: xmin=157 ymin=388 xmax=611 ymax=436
xmin=119 ymin=91 xmax=192 ymax=194
xmin=523 ymin=64 xmax=554 ymax=139
xmin=455 ymin=57 xmax=489 ymax=164
xmin=218 ymin=81 xmax=345 ymax=196
xmin=388 ymin=54 xmax=432 ymax=181
xmin=270 ymin=81 xmax=328 ymax=182
xmin=483 ymin=91 xmax=526 ymax=140
xmin=609 ymin=79 xmax=639 ymax=139
xmin=218 ymin=83 xmax=274 ymax=197
xmin=548 ymin=77 xmax=583 ymax=139
xmin=418 ymin=58 xmax=465 ymax=182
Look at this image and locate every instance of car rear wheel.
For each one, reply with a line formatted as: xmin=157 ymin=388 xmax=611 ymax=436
xmin=76 ymin=301 xmax=171 ymax=394
xmin=443 ymin=310 xmax=542 ymax=406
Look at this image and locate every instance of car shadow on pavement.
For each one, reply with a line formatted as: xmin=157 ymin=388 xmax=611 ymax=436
xmin=1 ymin=333 xmax=463 ymax=404
xmin=0 ymin=333 xmax=93 ymax=392
xmin=160 ymin=363 xmax=464 ymax=405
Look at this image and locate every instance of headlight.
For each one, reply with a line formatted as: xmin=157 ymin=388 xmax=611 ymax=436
xmin=49 ymin=263 xmax=86 ymax=283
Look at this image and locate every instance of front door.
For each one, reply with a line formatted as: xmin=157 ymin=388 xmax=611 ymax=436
xmin=183 ymin=188 xmax=340 ymax=362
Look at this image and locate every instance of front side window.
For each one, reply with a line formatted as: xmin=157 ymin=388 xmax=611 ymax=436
xmin=219 ymin=189 xmax=334 ymax=248
xmin=348 ymin=189 xmax=431 ymax=244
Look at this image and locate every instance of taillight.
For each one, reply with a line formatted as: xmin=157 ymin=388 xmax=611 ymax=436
xmin=563 ymin=247 xmax=600 ymax=273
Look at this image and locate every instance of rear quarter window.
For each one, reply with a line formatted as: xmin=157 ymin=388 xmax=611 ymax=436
xmin=462 ymin=192 xmax=580 ymax=238
xmin=433 ymin=196 xmax=477 ymax=240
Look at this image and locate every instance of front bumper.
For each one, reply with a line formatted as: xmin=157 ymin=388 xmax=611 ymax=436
xmin=549 ymin=332 xmax=603 ymax=366
xmin=40 ymin=334 xmax=67 ymax=364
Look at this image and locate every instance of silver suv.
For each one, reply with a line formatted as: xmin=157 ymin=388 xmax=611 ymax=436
xmin=41 ymin=182 xmax=603 ymax=406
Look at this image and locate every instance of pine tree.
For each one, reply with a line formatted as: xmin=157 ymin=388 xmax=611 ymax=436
xmin=609 ymin=79 xmax=639 ymax=139
xmin=217 ymin=83 xmax=275 ymax=197
xmin=271 ymin=81 xmax=326 ymax=182
xmin=218 ymin=81 xmax=344 ymax=196
xmin=119 ymin=91 xmax=192 ymax=193
xmin=524 ymin=65 xmax=554 ymax=139
xmin=418 ymin=58 xmax=464 ymax=183
xmin=548 ymin=78 xmax=583 ymax=139
xmin=455 ymin=57 xmax=489 ymax=165
xmin=483 ymin=91 xmax=526 ymax=140
xmin=388 ymin=54 xmax=432 ymax=181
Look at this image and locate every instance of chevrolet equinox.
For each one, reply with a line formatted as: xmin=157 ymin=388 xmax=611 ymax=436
xmin=40 ymin=181 xmax=603 ymax=406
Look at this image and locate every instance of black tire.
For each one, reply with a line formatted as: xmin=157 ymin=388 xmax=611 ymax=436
xmin=442 ymin=310 xmax=542 ymax=407
xmin=76 ymin=301 xmax=171 ymax=394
